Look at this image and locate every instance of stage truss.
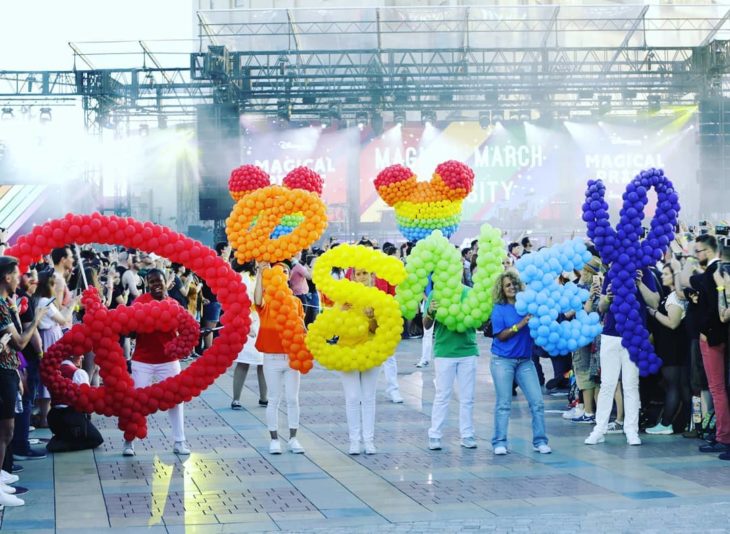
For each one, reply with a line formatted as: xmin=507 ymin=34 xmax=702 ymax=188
xmin=2 ymin=4 xmax=730 ymax=129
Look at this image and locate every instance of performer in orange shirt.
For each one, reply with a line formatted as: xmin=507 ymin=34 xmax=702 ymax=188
xmin=254 ymin=262 xmax=306 ymax=455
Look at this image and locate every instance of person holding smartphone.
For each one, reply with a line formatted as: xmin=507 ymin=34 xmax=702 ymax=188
xmin=0 ymin=256 xmax=48 ymax=506
xmin=34 ymin=271 xmax=78 ymax=429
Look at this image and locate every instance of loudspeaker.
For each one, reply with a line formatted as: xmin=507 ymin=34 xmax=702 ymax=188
xmin=197 ymin=104 xmax=240 ymax=220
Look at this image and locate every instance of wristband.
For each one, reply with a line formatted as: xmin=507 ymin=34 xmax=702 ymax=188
xmin=718 ymin=286 xmax=725 ymax=291
xmin=511 ymin=325 xmax=519 ymax=333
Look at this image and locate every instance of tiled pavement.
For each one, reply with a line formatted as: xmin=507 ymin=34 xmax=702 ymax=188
xmin=2 ymin=337 xmax=730 ymax=533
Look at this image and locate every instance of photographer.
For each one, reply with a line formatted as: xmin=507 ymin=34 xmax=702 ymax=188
xmin=289 ymin=250 xmax=313 ymax=324
xmin=686 ymin=234 xmax=729 ymax=455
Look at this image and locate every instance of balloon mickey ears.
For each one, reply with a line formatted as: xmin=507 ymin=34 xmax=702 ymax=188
xmin=374 ymin=160 xmax=475 ymax=241
xmin=228 ymin=165 xmax=324 ymax=201
xmin=229 ymin=165 xmax=271 ymax=201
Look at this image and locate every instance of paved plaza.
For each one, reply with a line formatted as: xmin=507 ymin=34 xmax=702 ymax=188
xmin=2 ymin=337 xmax=730 ymax=533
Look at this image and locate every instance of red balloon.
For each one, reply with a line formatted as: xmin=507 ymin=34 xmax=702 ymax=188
xmin=15 ymin=214 xmax=251 ymax=441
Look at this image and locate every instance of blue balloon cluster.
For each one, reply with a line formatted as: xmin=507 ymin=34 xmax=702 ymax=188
xmin=270 ymin=225 xmax=296 ymax=239
xmin=515 ymin=238 xmax=603 ymax=356
xmin=400 ymin=224 xmax=458 ymax=242
xmin=582 ymin=168 xmax=681 ymax=376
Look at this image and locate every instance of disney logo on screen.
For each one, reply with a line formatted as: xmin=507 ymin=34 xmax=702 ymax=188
xmin=278 ymin=141 xmax=311 ymax=150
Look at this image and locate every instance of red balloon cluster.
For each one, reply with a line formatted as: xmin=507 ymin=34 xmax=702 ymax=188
xmin=373 ymin=165 xmax=417 ymax=205
xmin=228 ymin=164 xmax=271 ymax=201
xmin=9 ymin=213 xmax=251 ymax=441
xmin=282 ymin=166 xmax=324 ymax=196
xmin=434 ymin=160 xmax=475 ymax=199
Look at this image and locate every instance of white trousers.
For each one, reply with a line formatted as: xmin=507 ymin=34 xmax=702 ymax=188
xmin=263 ymin=354 xmax=301 ymax=432
xmin=382 ymin=356 xmax=400 ymax=395
xmin=421 ymin=323 xmax=434 ymax=364
xmin=131 ymin=360 xmax=185 ymax=442
xmin=340 ymin=366 xmax=380 ymax=443
xmin=428 ymin=356 xmax=477 ymax=439
xmin=594 ymin=334 xmax=640 ymax=437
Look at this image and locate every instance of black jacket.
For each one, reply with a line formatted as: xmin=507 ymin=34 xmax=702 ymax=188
xmin=690 ymin=260 xmax=726 ymax=347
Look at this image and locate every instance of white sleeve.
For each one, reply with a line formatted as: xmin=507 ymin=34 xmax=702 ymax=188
xmin=73 ymin=369 xmax=90 ymax=385
xmin=667 ymin=292 xmax=687 ymax=318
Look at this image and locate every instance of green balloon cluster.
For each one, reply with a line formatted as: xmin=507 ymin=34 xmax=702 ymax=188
xmin=395 ymin=224 xmax=504 ymax=332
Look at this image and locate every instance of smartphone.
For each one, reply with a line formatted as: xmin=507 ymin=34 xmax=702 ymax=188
xmin=674 ymin=252 xmax=683 ymax=261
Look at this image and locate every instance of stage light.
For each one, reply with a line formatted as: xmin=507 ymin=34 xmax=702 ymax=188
xmin=1 ymin=107 xmax=13 ymax=120
xmin=394 ymin=111 xmax=406 ymax=126
xmin=648 ymin=95 xmax=661 ymax=113
xmin=355 ymin=111 xmax=368 ymax=131
xmin=421 ymin=110 xmax=436 ymax=126
xmin=371 ymin=111 xmax=383 ymax=135
xmin=478 ymin=112 xmax=490 ymax=129
xmin=598 ymin=96 xmax=611 ymax=115
xmin=39 ymin=107 xmax=52 ymax=123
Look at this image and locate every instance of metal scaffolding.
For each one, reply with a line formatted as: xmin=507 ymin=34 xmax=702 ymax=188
xmin=2 ymin=4 xmax=730 ymax=127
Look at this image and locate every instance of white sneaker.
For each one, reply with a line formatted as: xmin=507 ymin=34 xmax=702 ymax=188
xmin=493 ymin=446 xmax=508 ymax=455
xmin=415 ymin=360 xmax=430 ymax=368
xmin=122 ymin=441 xmax=135 ymax=457
xmin=0 ymin=482 xmax=16 ymax=494
xmin=173 ymin=441 xmax=191 ymax=455
xmin=533 ymin=444 xmax=552 ymax=454
xmin=348 ymin=441 xmax=361 ymax=455
xmin=0 ymin=471 xmax=19 ymax=485
xmin=269 ymin=439 xmax=282 ymax=455
xmin=562 ymin=405 xmax=584 ymax=420
xmin=390 ymin=392 xmax=404 ymax=404
xmin=0 ymin=491 xmax=24 ymax=507
xmin=626 ymin=434 xmax=642 ymax=446
xmin=584 ymin=431 xmax=605 ymax=445
xmin=428 ymin=438 xmax=442 ymax=450
xmin=288 ymin=437 xmax=305 ymax=454
xmin=363 ymin=442 xmax=377 ymax=455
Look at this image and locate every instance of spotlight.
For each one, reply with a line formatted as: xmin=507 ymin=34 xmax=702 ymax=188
xmin=139 ymin=124 xmax=149 ymax=137
xmin=371 ymin=111 xmax=383 ymax=135
xmin=1 ymin=107 xmax=13 ymax=120
xmin=39 ymin=107 xmax=52 ymax=123
xmin=277 ymin=101 xmax=291 ymax=121
xmin=648 ymin=95 xmax=661 ymax=113
xmin=355 ymin=111 xmax=368 ymax=131
xmin=479 ymin=112 xmax=490 ymax=129
xmin=394 ymin=110 xmax=406 ymax=126
xmin=598 ymin=96 xmax=611 ymax=115
xmin=421 ymin=110 xmax=436 ymax=126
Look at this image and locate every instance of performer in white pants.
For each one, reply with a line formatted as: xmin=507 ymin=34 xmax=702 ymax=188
xmin=254 ymin=262 xmax=305 ymax=455
xmin=382 ymin=356 xmax=403 ymax=403
xmin=123 ymin=270 xmax=189 ymax=457
xmin=340 ymin=268 xmax=382 ymax=454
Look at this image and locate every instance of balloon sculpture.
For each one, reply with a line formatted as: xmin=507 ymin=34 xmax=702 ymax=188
xmin=582 ymin=169 xmax=681 ymax=375
xmin=396 ymin=224 xmax=504 ymax=332
xmin=10 ymin=213 xmax=250 ymax=441
xmin=374 ymin=161 xmax=474 ymax=241
xmin=305 ymin=245 xmax=406 ymax=371
xmin=515 ymin=238 xmax=603 ymax=356
xmin=225 ymin=164 xmax=328 ymax=373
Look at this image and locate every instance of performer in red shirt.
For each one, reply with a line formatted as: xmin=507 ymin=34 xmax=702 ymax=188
xmin=122 ymin=269 xmax=190 ymax=457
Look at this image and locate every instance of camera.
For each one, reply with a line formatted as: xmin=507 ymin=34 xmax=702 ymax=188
xmin=716 ymin=225 xmax=729 ymax=236
xmin=699 ymin=220 xmax=708 ymax=227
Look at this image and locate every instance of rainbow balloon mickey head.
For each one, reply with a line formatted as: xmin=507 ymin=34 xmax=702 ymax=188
xmin=374 ymin=160 xmax=474 ymax=241
xmin=228 ymin=164 xmax=323 ymax=238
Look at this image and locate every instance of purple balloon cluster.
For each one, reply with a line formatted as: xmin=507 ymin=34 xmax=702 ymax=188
xmin=582 ymin=169 xmax=681 ymax=376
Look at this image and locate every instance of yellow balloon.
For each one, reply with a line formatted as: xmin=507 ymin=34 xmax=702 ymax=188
xmin=305 ymin=245 xmax=406 ymax=372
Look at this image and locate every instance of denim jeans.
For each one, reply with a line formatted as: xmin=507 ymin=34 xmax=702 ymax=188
xmin=490 ymin=356 xmax=548 ymax=448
